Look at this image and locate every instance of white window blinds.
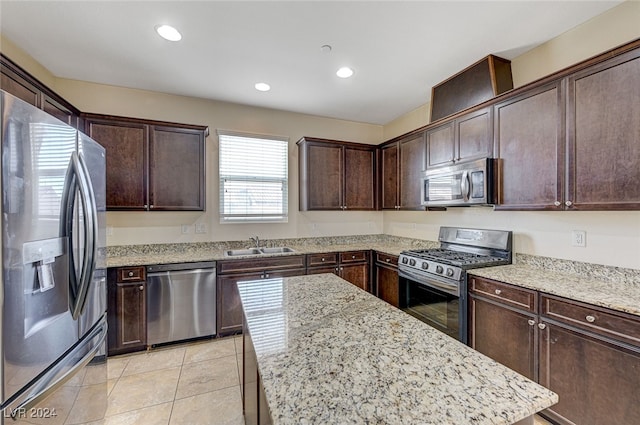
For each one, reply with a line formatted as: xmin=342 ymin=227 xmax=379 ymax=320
xmin=218 ymin=131 xmax=289 ymax=222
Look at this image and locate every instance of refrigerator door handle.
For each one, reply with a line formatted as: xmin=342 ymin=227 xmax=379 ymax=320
xmin=6 ymin=318 xmax=107 ymax=419
xmin=60 ymin=152 xmax=98 ymax=320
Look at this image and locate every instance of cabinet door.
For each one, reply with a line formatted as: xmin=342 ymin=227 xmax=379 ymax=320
xmin=567 ymin=49 xmax=640 ymax=210
xmin=304 ymin=143 xmax=343 ymax=209
xmin=150 ymin=126 xmax=205 ymax=210
xmin=539 ymin=322 xmax=640 ymax=425
xmin=494 ymin=81 xmax=564 ymax=210
xmin=108 ymin=281 xmax=146 ymax=355
xmin=457 ymin=107 xmax=492 ymax=163
xmin=340 ymin=263 xmax=369 ymax=292
xmin=218 ymin=269 xmax=305 ymax=336
xmin=42 ymin=94 xmax=77 ymax=128
xmin=375 ymin=264 xmax=399 ymax=307
xmin=398 ymin=132 xmax=426 ymax=210
xmin=426 ymin=122 xmax=455 ymax=168
xmin=380 ymin=143 xmax=399 ymax=210
xmin=344 ymin=146 xmax=376 ymax=210
xmin=86 ymin=119 xmax=148 ymax=210
xmin=468 ymin=296 xmax=537 ymax=381
xmin=0 ymin=62 xmax=40 ymax=107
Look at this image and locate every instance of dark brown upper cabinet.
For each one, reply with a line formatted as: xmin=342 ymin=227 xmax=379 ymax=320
xmin=298 ymin=137 xmax=376 ymax=211
xmin=493 ymin=81 xmax=565 ymax=210
xmin=426 ymin=107 xmax=493 ymax=169
xmin=494 ymin=40 xmax=640 ymax=211
xmin=379 ymin=131 xmax=426 ymax=210
xmin=1 ymin=53 xmax=81 ymax=128
xmin=84 ymin=114 xmax=208 ymax=211
xmin=566 ymin=47 xmax=640 ymax=210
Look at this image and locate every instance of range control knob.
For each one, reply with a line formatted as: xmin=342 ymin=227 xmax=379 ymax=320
xmin=446 ymin=268 xmax=454 ymax=277
xmin=421 ymin=262 xmax=429 ymax=270
xmin=409 ymin=259 xmax=416 ymax=266
xmin=435 ymin=265 xmax=444 ymax=274
xmin=402 ymin=257 xmax=408 ymax=264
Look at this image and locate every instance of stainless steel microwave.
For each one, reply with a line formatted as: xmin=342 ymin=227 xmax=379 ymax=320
xmin=421 ymin=158 xmax=497 ymax=207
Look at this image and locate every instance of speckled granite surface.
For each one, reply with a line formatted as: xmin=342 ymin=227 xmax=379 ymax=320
xmin=106 ymin=234 xmax=438 ymax=267
xmin=470 ymin=253 xmax=640 ymax=317
xmin=239 ymin=274 xmax=558 ymax=425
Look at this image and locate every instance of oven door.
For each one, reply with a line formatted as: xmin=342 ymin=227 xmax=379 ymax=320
xmin=399 ymin=270 xmax=467 ymax=343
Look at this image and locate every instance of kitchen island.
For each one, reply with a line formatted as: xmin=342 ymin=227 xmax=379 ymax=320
xmin=238 ymin=273 xmax=557 ymax=425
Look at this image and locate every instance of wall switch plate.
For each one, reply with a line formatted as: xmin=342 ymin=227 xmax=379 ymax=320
xmin=181 ymin=224 xmax=191 ymax=234
xmin=572 ymin=230 xmax=586 ymax=247
xmin=195 ymin=223 xmax=207 ymax=234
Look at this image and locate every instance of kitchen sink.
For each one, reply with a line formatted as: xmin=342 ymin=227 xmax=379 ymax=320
xmin=224 ymin=248 xmax=262 ymax=257
xmin=224 ymin=247 xmax=296 ymax=257
xmin=259 ymin=246 xmax=295 ymax=254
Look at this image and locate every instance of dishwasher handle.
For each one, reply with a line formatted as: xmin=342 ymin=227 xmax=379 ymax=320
xmin=147 ymin=262 xmax=216 ymax=273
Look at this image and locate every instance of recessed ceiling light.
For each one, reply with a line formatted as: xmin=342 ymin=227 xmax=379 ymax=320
xmin=255 ymin=82 xmax=271 ymax=92
xmin=336 ymin=67 xmax=354 ymax=78
xmin=155 ymin=24 xmax=182 ymax=42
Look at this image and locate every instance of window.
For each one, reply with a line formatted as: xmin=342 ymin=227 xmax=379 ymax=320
xmin=218 ymin=131 xmax=288 ymax=223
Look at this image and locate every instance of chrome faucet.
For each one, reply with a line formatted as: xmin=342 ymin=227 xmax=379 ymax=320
xmin=250 ymin=235 xmax=260 ymax=248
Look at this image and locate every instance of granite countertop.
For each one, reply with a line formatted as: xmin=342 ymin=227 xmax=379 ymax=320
xmin=238 ymin=273 xmax=558 ymax=425
xmin=469 ymin=254 xmax=640 ymax=317
xmin=105 ymin=235 xmax=438 ymax=268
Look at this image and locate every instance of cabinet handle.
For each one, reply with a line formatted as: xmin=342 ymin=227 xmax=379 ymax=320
xmin=343 ymin=206 xmax=348 ymax=210
xmin=565 ymin=200 xmax=573 ymax=207
xmin=150 ymin=204 xmax=154 ymax=209
xmin=138 ymin=285 xmax=144 ymax=291
xmin=538 ymin=323 xmax=547 ymax=330
xmin=528 ymin=319 xmax=536 ymax=326
xmin=321 ymin=258 xmax=325 ymax=262
xmin=352 ymin=255 xmax=356 ymax=259
xmin=494 ymin=289 xmax=502 ymax=295
xmin=585 ymin=315 xmax=596 ymax=323
xmin=553 ymin=201 xmax=561 ymax=207
xmin=265 ymin=273 xmax=270 ymax=278
xmin=143 ymin=204 xmax=148 ymax=209
xmin=128 ymin=271 xmax=134 ymax=277
xmin=385 ymin=258 xmax=390 ymax=262
xmin=340 ymin=267 xmax=344 ymax=271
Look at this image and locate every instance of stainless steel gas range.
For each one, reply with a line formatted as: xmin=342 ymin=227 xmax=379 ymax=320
xmin=398 ymin=227 xmax=512 ymax=344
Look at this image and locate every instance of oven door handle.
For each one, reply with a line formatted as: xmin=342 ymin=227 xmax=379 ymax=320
xmin=398 ymin=269 xmax=460 ymax=297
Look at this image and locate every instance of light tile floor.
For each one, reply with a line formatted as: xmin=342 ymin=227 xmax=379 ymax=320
xmin=106 ymin=336 xmax=553 ymax=425
xmin=105 ymin=336 xmax=244 ymax=425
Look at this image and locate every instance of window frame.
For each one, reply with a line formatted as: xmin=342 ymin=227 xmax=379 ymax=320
xmin=217 ymin=130 xmax=289 ymax=224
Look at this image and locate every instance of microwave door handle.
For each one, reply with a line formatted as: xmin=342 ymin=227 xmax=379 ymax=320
xmin=461 ymin=170 xmax=470 ymax=202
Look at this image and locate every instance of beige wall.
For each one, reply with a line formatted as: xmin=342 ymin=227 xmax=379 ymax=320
xmin=53 ymin=79 xmax=384 ymax=246
xmin=383 ymin=0 xmax=640 ymax=270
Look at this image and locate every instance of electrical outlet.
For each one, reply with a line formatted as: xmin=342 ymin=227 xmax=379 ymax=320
xmin=572 ymin=230 xmax=586 ymax=247
xmin=181 ymin=224 xmax=191 ymax=234
xmin=195 ymin=223 xmax=207 ymax=234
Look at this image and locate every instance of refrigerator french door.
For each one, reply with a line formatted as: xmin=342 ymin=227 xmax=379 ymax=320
xmin=0 ymin=90 xmax=107 ymax=424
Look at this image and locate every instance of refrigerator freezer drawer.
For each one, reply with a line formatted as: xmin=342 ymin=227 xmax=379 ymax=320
xmin=146 ymin=264 xmax=216 ymax=346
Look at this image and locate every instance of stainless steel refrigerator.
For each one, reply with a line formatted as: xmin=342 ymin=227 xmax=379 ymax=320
xmin=0 ymin=90 xmax=107 ymax=424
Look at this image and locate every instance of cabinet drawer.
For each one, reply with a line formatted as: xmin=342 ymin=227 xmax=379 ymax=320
xmin=541 ymin=294 xmax=640 ymax=346
xmin=218 ymin=255 xmax=306 ymax=275
xmin=375 ymin=252 xmax=398 ymax=267
xmin=469 ymin=276 xmax=537 ymax=312
xmin=117 ymin=266 xmax=146 ymax=282
xmin=340 ymin=251 xmax=368 ymax=264
xmin=307 ymin=253 xmax=338 ymax=267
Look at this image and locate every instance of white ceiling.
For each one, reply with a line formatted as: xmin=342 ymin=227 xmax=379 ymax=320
xmin=0 ymin=1 xmax=624 ymax=125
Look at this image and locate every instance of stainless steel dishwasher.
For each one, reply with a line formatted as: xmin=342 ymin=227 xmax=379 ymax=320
xmin=146 ymin=262 xmax=216 ymax=346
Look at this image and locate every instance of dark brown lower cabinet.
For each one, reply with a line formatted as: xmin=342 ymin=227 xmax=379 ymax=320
xmin=469 ymin=275 xmax=640 ymax=425
xmin=107 ymin=267 xmax=147 ymax=356
xmin=538 ymin=295 xmax=640 ymax=425
xmin=243 ymin=316 xmax=272 ymax=425
xmin=306 ymin=251 xmax=370 ymax=292
xmin=374 ymin=253 xmax=399 ymax=308
xmin=217 ymin=256 xmax=306 ymax=336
